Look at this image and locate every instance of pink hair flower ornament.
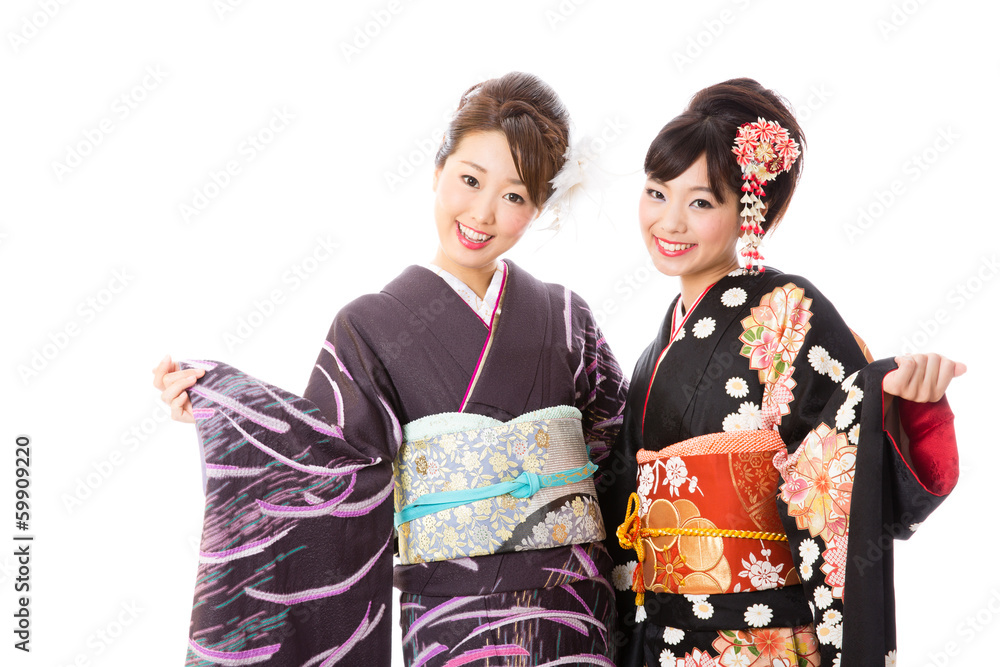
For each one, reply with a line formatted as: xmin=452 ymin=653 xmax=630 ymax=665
xmin=731 ymin=117 xmax=800 ymax=274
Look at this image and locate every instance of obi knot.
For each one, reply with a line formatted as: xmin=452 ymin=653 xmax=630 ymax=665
xmin=512 ymin=471 xmax=542 ymax=498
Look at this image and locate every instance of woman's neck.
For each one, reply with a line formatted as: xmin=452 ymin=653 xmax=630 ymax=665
xmin=430 ymin=251 xmax=497 ymax=300
xmin=679 ymin=259 xmax=740 ymax=312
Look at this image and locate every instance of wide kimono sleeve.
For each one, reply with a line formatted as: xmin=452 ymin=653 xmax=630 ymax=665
xmin=568 ymin=291 xmax=629 ymax=489
xmin=600 ymin=342 xmax=661 ymax=666
xmin=752 ymin=276 xmax=959 ymax=665
xmin=181 ymin=298 xmax=402 ymax=666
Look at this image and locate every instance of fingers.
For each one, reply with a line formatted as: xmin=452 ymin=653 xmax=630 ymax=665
xmin=884 ymin=355 xmax=915 ymax=398
xmin=918 ymin=353 xmax=941 ymax=402
xmin=928 ymin=354 xmax=965 ymax=401
xmin=160 ymin=369 xmax=204 ymax=402
xmin=155 ymin=358 xmax=204 ymax=424
xmin=931 ymin=355 xmax=954 ymax=402
xmin=888 ymin=353 xmax=965 ymax=403
xmin=171 ymin=389 xmax=194 ymax=423
xmin=886 ymin=354 xmax=928 ymax=401
xmin=151 ymin=354 xmax=174 ymax=390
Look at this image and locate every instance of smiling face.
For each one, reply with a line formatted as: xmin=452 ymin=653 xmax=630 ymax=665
xmin=432 ymin=130 xmax=539 ymax=293
xmin=639 ymin=153 xmax=742 ymax=305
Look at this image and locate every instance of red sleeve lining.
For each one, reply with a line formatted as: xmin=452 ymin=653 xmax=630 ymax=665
xmin=889 ymin=395 xmax=958 ymax=497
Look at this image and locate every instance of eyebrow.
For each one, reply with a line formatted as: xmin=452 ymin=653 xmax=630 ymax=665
xmin=460 ymin=160 xmax=524 ymax=186
xmin=460 ymin=160 xmax=486 ymax=173
xmin=647 ymin=178 xmax=714 ymax=195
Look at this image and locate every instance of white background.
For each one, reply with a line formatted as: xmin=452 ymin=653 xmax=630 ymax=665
xmin=1 ymin=1 xmax=995 ymax=665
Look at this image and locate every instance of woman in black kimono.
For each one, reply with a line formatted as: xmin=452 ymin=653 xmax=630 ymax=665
xmin=154 ymin=73 xmax=628 ymax=666
xmin=605 ymin=78 xmax=963 ymax=667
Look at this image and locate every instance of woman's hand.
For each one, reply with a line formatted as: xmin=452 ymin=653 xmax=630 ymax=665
xmin=882 ymin=353 xmax=966 ymax=403
xmin=152 ymin=355 xmax=205 ymax=423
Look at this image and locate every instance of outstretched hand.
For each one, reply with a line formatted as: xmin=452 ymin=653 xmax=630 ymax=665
xmin=152 ymin=354 xmax=205 ymax=423
xmin=882 ymin=353 xmax=966 ymax=403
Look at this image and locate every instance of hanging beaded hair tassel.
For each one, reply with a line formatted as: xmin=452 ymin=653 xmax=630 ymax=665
xmin=731 ymin=118 xmax=800 ymax=275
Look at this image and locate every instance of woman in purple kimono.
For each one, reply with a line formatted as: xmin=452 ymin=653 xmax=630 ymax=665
xmin=154 ymin=72 xmax=628 ymax=666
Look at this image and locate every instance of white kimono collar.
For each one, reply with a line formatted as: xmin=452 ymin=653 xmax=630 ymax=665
xmin=423 ymin=261 xmax=506 ymax=325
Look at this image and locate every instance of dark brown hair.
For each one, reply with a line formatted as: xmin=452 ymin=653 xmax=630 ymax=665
xmin=436 ymin=72 xmax=570 ymax=208
xmin=644 ymin=78 xmax=805 ymax=232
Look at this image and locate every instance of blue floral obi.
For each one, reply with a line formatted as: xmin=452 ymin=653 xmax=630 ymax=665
xmin=393 ymin=406 xmax=605 ymax=564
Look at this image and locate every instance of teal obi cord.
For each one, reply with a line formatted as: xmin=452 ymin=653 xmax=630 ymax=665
xmin=394 ymin=462 xmax=597 ymax=529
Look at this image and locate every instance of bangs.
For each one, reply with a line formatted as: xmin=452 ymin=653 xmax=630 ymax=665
xmin=642 ymin=79 xmax=806 ymax=231
xmin=434 ymin=72 xmax=570 ymax=212
xmin=643 ymin=113 xmax=742 ymax=205
xmin=502 ymin=114 xmax=551 ymax=207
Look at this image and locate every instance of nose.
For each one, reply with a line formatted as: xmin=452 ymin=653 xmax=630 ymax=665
xmin=468 ymin=193 xmax=494 ymax=226
xmin=656 ymin=199 xmax=686 ymax=235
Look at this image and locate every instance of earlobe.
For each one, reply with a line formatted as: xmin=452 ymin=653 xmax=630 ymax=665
xmin=432 ymin=167 xmax=441 ymax=192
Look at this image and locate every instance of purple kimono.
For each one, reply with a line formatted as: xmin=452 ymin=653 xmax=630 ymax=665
xmin=182 ymin=261 xmax=628 ymax=666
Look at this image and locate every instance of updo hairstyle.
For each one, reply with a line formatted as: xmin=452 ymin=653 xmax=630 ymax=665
xmin=644 ymin=78 xmax=805 ymax=232
xmin=436 ymin=72 xmax=571 ymax=209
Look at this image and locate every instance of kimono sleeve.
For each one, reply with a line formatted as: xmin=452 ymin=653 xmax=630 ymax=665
xmin=568 ymin=291 xmax=629 ymax=482
xmin=758 ymin=276 xmax=959 ymax=665
xmin=894 ymin=395 xmax=959 ymax=501
xmin=599 ymin=348 xmax=657 ymax=667
xmin=562 ymin=292 xmax=636 ymax=662
xmin=180 ymin=305 xmax=402 ymax=666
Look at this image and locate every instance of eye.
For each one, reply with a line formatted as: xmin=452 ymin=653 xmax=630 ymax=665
xmin=691 ymin=198 xmax=714 ymax=209
xmin=645 ymin=188 xmax=665 ymax=200
xmin=504 ymin=192 xmax=525 ymax=204
xmin=462 ymin=175 xmax=479 ymax=188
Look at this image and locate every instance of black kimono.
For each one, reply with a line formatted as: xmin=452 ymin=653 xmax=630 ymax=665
xmin=604 ymin=268 xmax=958 ymax=666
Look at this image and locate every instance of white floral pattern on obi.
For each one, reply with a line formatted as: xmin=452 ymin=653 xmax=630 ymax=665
xmin=516 ymin=495 xmax=602 ymax=551
xmin=394 ymin=406 xmax=604 ymax=563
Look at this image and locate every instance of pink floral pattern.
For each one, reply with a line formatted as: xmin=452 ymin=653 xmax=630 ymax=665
xmin=739 ymin=283 xmax=813 ymax=427
xmin=733 ymin=118 xmax=800 ymax=174
xmin=711 ymin=625 xmax=820 ymax=666
xmin=778 ymin=423 xmax=855 ymax=546
xmin=761 ymin=372 xmax=797 ymax=429
xmin=677 ymin=648 xmax=719 ymax=666
xmin=820 ymin=531 xmax=849 ymax=599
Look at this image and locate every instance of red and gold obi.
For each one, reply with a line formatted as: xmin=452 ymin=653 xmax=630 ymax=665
xmin=617 ymin=430 xmax=800 ymax=604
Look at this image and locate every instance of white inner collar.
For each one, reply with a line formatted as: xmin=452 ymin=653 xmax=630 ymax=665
xmin=424 ymin=261 xmax=506 ymax=325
